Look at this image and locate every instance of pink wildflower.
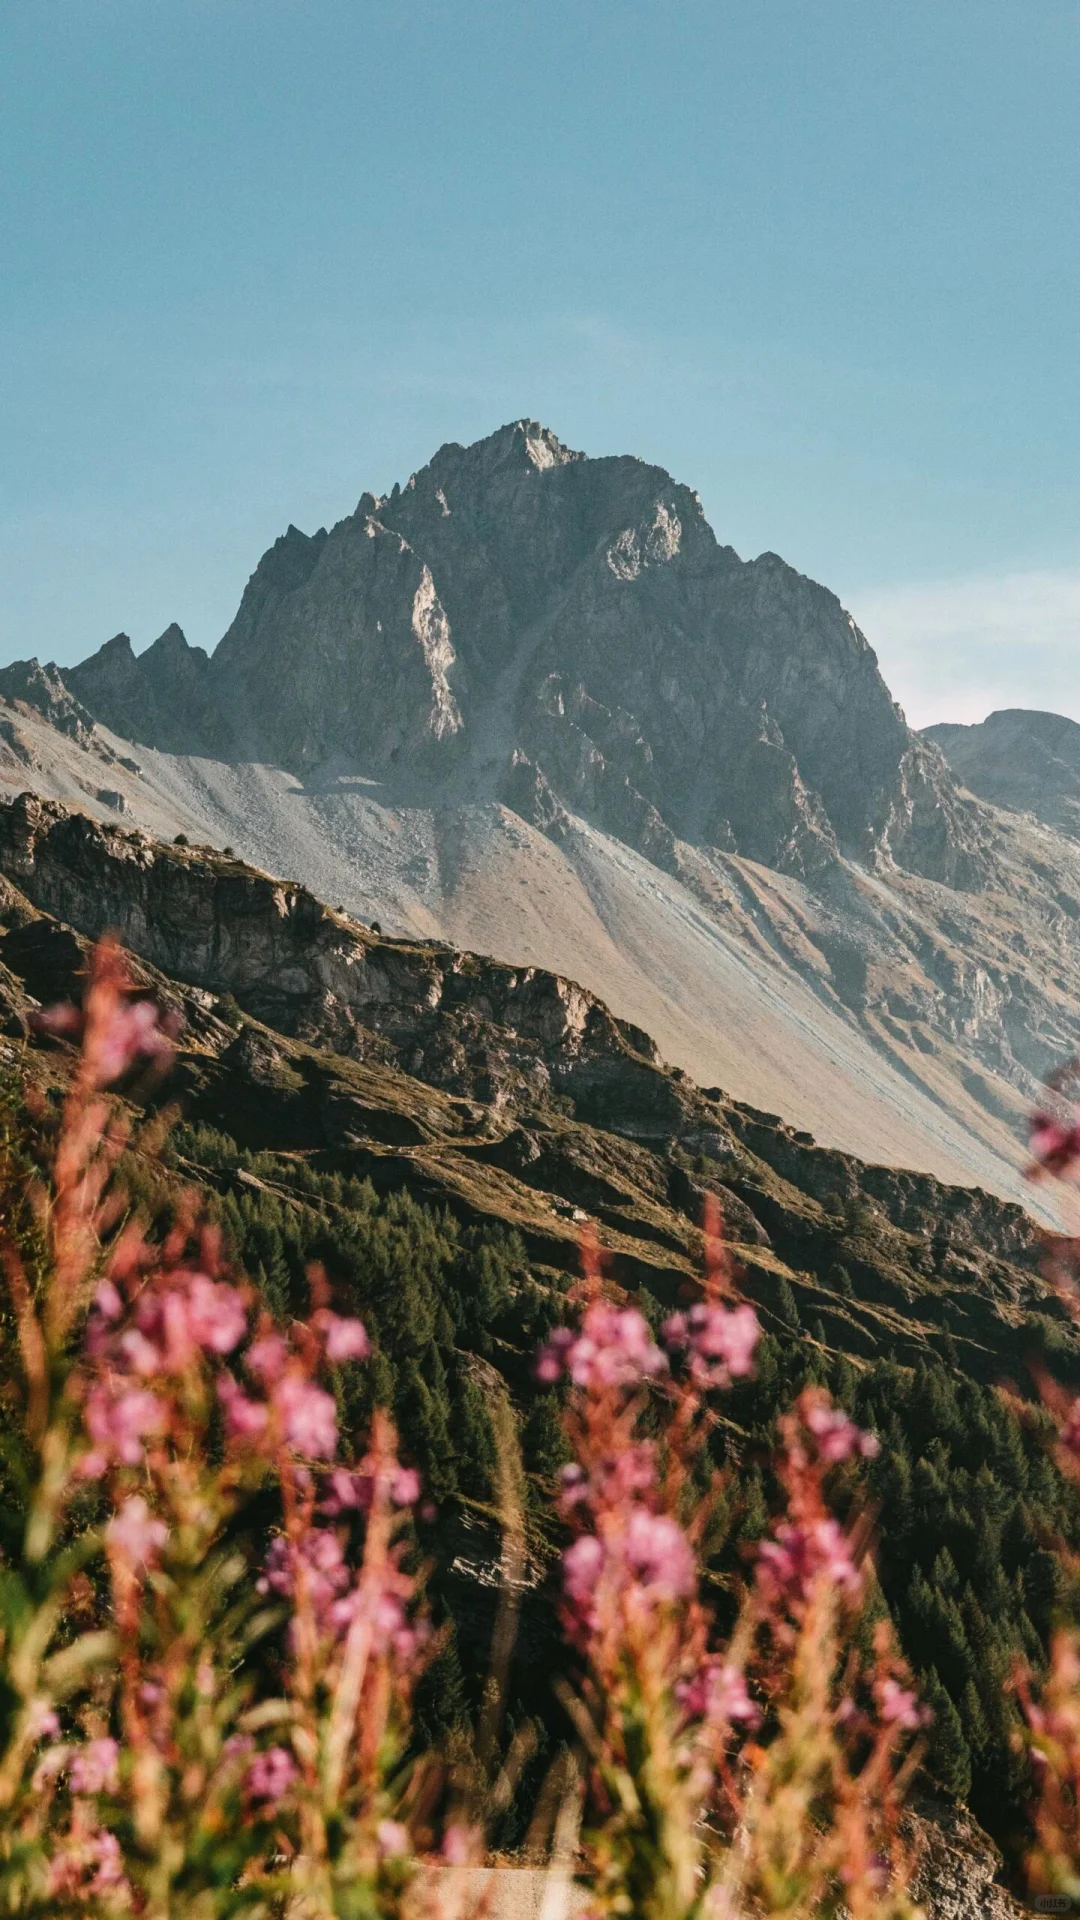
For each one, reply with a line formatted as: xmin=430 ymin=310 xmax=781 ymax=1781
xmin=246 ymin=1745 xmax=298 ymax=1803
xmin=535 ymin=1326 xmax=574 ymax=1383
xmin=82 ymin=1382 xmax=163 ymax=1473
xmin=320 ymin=1465 xmax=366 ymax=1515
xmin=665 ymin=1300 xmax=760 ymax=1384
xmin=316 ymin=1310 xmax=370 ymax=1363
xmin=184 ymin=1273 xmax=247 ymax=1354
xmin=320 ymin=1459 xmax=419 ymax=1515
xmin=538 ymin=1304 xmax=666 ymax=1390
xmin=1029 ymin=1109 xmax=1080 ymax=1178
xmin=441 ymin=1824 xmax=478 ymax=1866
xmin=877 ymin=1677 xmax=926 ymax=1729
xmin=758 ymin=1517 xmax=862 ymax=1607
xmin=124 ymin=1271 xmax=246 ymax=1374
xmin=804 ymin=1398 xmax=880 ymax=1464
xmin=563 ymin=1510 xmax=694 ymax=1628
xmin=69 ymin=1738 xmax=120 ymax=1796
xmin=377 ymin=1819 xmax=410 ymax=1859
xmin=95 ymin=997 xmax=172 ymax=1083
xmin=623 ymin=1508 xmax=695 ymax=1597
xmin=559 ymin=1463 xmax=590 ymax=1508
xmin=260 ymin=1529 xmax=350 ymax=1619
xmin=706 ymin=1662 xmax=759 ymax=1726
xmin=27 ymin=1702 xmax=60 ymax=1742
xmin=273 ymin=1374 xmax=338 ymax=1457
xmin=93 ymin=1279 xmax=123 ymax=1322
xmin=562 ymin=1534 xmax=605 ymax=1618
xmin=246 ymin=1332 xmax=289 ymax=1383
xmin=117 ymin=1328 xmax=162 ymax=1375
xmin=392 ymin=1465 xmax=421 ymax=1505
xmin=559 ymin=1444 xmax=658 ymax=1516
xmin=33 ymin=1003 xmax=82 ymax=1042
xmin=47 ymin=1825 xmax=126 ymax=1898
xmin=34 ymin=990 xmax=172 ymax=1085
xmin=679 ymin=1660 xmax=760 ymax=1727
xmin=107 ymin=1495 xmax=167 ymax=1569
xmin=217 ymin=1374 xmax=269 ymax=1439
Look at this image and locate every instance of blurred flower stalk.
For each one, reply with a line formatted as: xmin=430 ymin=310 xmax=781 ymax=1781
xmin=9 ymin=941 xmax=1080 ymax=1918
xmin=0 ymin=943 xmax=428 ymax=1917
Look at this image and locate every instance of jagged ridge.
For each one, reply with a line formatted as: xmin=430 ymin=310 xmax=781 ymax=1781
xmin=0 ymin=792 xmax=1055 ymax=1382
xmin=59 ymin=421 xmax=982 ymax=887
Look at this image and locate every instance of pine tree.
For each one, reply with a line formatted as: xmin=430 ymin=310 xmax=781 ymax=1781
xmin=922 ymin=1666 xmax=972 ymax=1800
xmin=776 ymin=1278 xmax=801 ymax=1330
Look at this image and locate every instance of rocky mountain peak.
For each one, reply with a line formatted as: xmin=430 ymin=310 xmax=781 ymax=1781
xmin=146 ymin=620 xmax=205 ymax=663
xmin=67 ymin=622 xmax=218 ymax=756
xmin=426 ymin=417 xmax=584 ymax=480
xmin=56 ymin=423 xmax=982 ymax=887
xmin=927 ymin=709 xmax=1080 ymax=842
xmin=98 ymin=631 xmax=136 ymax=662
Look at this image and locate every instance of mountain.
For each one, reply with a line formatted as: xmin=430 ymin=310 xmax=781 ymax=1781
xmin=6 ymin=421 xmax=1080 ymax=1205
xmin=0 ymin=789 xmax=1040 ymax=1328
xmin=67 ymin=624 xmax=220 ymax=755
xmin=0 ymin=793 xmax=1066 ymax=1889
xmin=927 ymin=708 xmax=1080 ymax=841
xmin=65 ymin=421 xmax=979 ymax=886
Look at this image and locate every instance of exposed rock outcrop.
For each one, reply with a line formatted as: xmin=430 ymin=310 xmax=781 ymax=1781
xmin=61 ymin=421 xmax=980 ymax=886
xmin=0 ymin=792 xmax=1057 ymax=1384
xmin=0 ymin=657 xmax=97 ymax=746
xmin=928 ymin=708 xmax=1080 ymax=842
xmin=67 ymin=626 xmax=220 ymax=755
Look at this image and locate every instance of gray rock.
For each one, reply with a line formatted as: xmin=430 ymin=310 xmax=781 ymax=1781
xmin=0 ymin=657 xmax=97 ymax=746
xmin=59 ymin=421 xmax=981 ymax=886
xmin=67 ymin=626 xmax=219 ymax=755
xmin=927 ymin=708 xmax=1080 ymax=842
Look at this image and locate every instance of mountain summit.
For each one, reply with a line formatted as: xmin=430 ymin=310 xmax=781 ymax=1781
xmin=64 ymin=421 xmax=980 ymax=886
xmin=10 ymin=422 xmax=1080 ymax=1204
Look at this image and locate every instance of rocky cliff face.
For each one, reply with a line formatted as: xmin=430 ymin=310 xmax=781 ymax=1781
xmin=0 ymin=792 xmax=677 ymax=1133
xmin=0 ymin=792 xmax=1055 ymax=1376
xmin=0 ymin=657 xmax=98 ymax=747
xmin=63 ymin=422 xmax=980 ymax=886
xmin=928 ymin=708 xmax=1080 ymax=842
xmin=66 ymin=625 xmax=220 ymax=755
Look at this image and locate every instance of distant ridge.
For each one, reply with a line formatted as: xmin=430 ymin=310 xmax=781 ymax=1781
xmin=926 ymin=708 xmax=1080 ymax=841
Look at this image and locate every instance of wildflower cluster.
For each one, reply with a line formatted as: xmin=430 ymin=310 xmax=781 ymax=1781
xmin=1009 ymin=1062 xmax=1080 ymax=1905
xmin=0 ymin=942 xmax=429 ymax=1918
xmin=756 ymin=1389 xmax=878 ymax=1616
xmin=1015 ymin=1632 xmax=1080 ymax=1907
xmin=0 ymin=936 xmax=1055 ymax=1920
xmin=536 ymin=1205 xmax=924 ymax=1920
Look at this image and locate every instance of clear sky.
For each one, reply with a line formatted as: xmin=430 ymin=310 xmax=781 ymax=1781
xmin=4 ymin=0 xmax=1080 ymax=726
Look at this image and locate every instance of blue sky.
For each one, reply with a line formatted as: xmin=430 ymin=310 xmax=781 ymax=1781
xmin=4 ymin=0 xmax=1080 ymax=725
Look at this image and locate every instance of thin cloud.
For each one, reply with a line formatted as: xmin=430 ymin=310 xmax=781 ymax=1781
xmin=848 ymin=568 xmax=1080 ymax=730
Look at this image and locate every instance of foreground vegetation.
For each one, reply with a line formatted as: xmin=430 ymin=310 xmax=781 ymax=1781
xmin=4 ymin=943 xmax=1080 ymax=1915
